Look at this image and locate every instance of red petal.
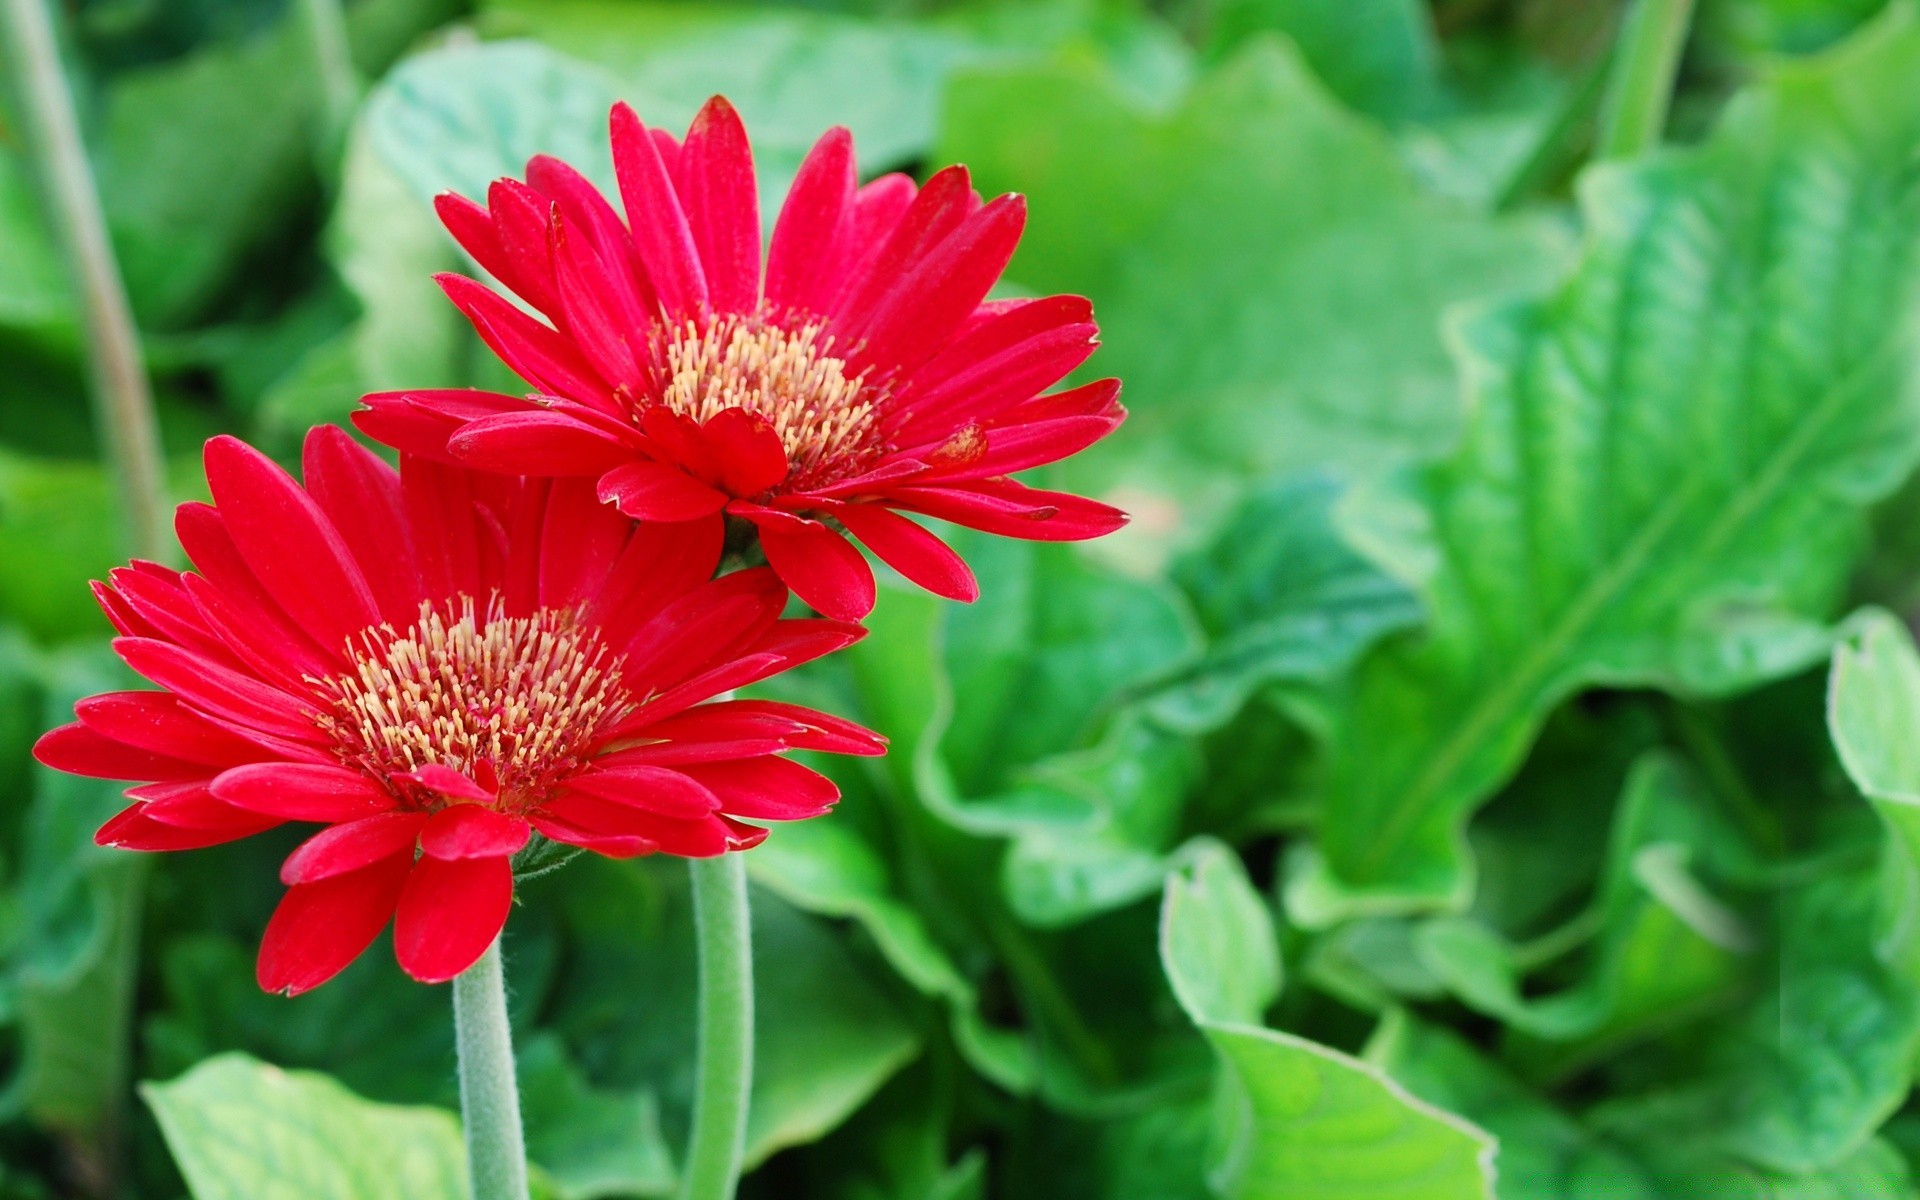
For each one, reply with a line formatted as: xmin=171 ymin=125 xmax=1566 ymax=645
xmin=393 ymin=856 xmax=515 ymax=984
xmin=833 ymin=166 xmax=975 ymax=329
xmin=683 ymin=755 xmax=841 ymax=820
xmin=73 ymin=691 xmax=269 ymax=768
xmin=749 ymin=510 xmax=875 ymax=620
xmin=563 ymin=761 xmax=720 ymax=818
xmin=885 ymin=480 xmax=1129 ymax=541
xmin=586 ymin=514 xmax=725 ymax=640
xmin=35 ymin=721 xmax=218 ymax=782
xmin=619 ymin=567 xmax=787 ymax=692
xmin=437 ymin=274 xmax=615 ymax=405
xmin=679 ymin=96 xmax=761 ymax=314
xmin=766 ymin=126 xmax=854 ymax=315
xmin=203 ymin=436 xmax=382 ymax=655
xmin=851 ymin=194 xmax=1027 ymax=377
xmin=418 ymin=806 xmax=531 ymax=860
xmin=833 ymin=504 xmax=977 ymax=602
xmin=611 ymin=102 xmax=707 ymax=317
xmin=256 ymin=855 xmax=411 ymax=995
xmin=539 ymin=477 xmax=632 ymax=611
xmin=702 ymin=408 xmax=789 ymax=496
xmin=281 ymin=812 xmax=427 ymax=884
xmin=530 ymin=813 xmax=657 ymax=858
xmin=448 ymin=411 xmax=632 ymax=476
xmin=113 ymin=638 xmax=322 ymax=745
xmin=301 ymin=425 xmax=424 ymax=628
xmin=396 ymin=764 xmax=495 ymax=805
xmin=212 ymin=763 xmax=396 ymax=822
xmin=596 ymin=461 xmax=728 ymax=521
xmin=97 ymin=802 xmax=270 ymax=851
xmin=547 ymin=209 xmax=653 ymax=390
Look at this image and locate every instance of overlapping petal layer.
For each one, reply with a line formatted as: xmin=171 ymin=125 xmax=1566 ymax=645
xmin=359 ymin=96 xmax=1126 ymax=619
xmin=35 ymin=428 xmax=881 ymax=993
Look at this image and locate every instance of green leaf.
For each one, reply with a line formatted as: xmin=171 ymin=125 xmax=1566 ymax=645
xmin=1160 ymin=844 xmax=1497 ymax=1199
xmin=97 ymin=0 xmax=461 ymax=325
xmin=476 ymin=0 xmax=1177 ymax=187
xmin=938 ymin=39 xmax=1568 ymax=499
xmin=0 ymin=150 xmax=71 ymax=339
xmin=1200 ymin=0 xmax=1440 ymax=120
xmin=934 ymin=534 xmax=1199 ymax=799
xmin=1830 ymin=608 xmax=1920 ymax=873
xmin=364 ymin=40 xmax=626 ymax=208
xmin=547 ymin=862 xmax=919 ymax=1167
xmin=0 ymin=646 xmax=144 ymax=1157
xmin=518 ymin=1033 xmax=675 ymax=1200
xmin=1413 ymin=753 xmax=1750 ymax=1058
xmin=1305 ymin=7 xmax=1920 ymax=914
xmin=1150 ymin=472 xmax=1424 ymax=733
xmin=1371 ymin=1015 xmax=1658 ymax=1200
xmin=142 ymin=1053 xmax=467 ymax=1200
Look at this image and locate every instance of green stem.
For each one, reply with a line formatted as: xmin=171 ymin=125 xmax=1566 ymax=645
xmin=680 ymin=855 xmax=754 ymax=1200
xmin=1 ymin=0 xmax=169 ymax=562
xmin=453 ymin=940 xmax=530 ymax=1200
xmin=1594 ymin=0 xmax=1698 ymax=161
xmin=294 ymin=0 xmax=358 ymax=163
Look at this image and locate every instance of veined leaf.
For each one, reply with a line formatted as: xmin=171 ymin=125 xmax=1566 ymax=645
xmin=143 ymin=1053 xmax=468 ymax=1200
xmin=1304 ymin=7 xmax=1920 ymax=915
xmin=939 ymin=38 xmax=1567 ymax=501
xmin=1160 ymin=845 xmax=1497 ymax=1199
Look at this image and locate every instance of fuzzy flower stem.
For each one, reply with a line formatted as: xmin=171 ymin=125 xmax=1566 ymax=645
xmin=1 ymin=0 xmax=169 ymax=562
xmin=680 ymin=853 xmax=754 ymax=1200
xmin=453 ymin=939 xmax=530 ymax=1200
xmin=1595 ymin=0 xmax=1698 ymax=161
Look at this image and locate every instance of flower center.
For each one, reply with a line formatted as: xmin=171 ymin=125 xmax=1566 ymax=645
xmin=653 ymin=314 xmax=887 ymax=487
xmin=314 ymin=597 xmax=630 ymax=812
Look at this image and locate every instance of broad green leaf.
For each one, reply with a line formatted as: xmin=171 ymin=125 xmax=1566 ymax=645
xmin=1592 ymin=1097 xmax=1917 ymax=1198
xmin=547 ymin=863 xmax=918 ymax=1167
xmin=1149 ymin=472 xmax=1424 ymax=733
xmin=477 ymin=0 xmax=1183 ymax=188
xmin=1305 ymin=8 xmax=1920 ymax=914
xmin=992 ymin=718 xmax=1201 ymax=928
xmin=0 ymin=647 xmax=144 ymax=1159
xmin=518 ymin=1033 xmax=674 ymax=1200
xmin=1414 ymin=753 xmax=1750 ymax=1058
xmin=1370 ymin=1015 xmax=1657 ymax=1200
xmin=97 ymin=0 xmax=460 ymax=326
xmin=1200 ymin=0 xmax=1440 ymax=119
xmin=142 ymin=1053 xmax=467 ymax=1200
xmin=934 ymin=534 xmax=1199 ymax=798
xmin=1160 ymin=845 xmax=1497 ymax=1199
xmin=0 ymin=150 xmax=71 ymax=339
xmin=364 ymin=40 xmax=627 ymax=209
xmin=938 ymin=39 xmax=1568 ymax=497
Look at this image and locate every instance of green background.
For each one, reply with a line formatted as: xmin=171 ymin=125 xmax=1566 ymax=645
xmin=6 ymin=0 xmax=1920 ymax=1196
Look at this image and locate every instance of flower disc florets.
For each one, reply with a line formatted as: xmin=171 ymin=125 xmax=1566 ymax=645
xmin=651 ymin=313 xmax=887 ymax=489
xmin=319 ymin=598 xmax=629 ymax=814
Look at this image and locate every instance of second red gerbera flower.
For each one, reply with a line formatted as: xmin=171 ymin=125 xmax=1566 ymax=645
xmin=358 ymin=95 xmax=1127 ymax=621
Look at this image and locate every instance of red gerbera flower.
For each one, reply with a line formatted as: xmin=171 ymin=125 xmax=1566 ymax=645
xmin=33 ymin=428 xmax=881 ymax=995
xmin=356 ymin=95 xmax=1127 ymax=621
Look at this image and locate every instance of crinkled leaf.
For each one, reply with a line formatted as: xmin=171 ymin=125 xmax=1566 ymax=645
xmin=518 ymin=1033 xmax=674 ymax=1200
xmin=1306 ymin=9 xmax=1920 ymax=914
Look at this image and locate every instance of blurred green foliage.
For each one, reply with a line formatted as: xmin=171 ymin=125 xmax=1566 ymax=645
xmin=6 ymin=0 xmax=1920 ymax=1197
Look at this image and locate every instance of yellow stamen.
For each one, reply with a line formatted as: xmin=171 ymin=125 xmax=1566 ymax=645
xmin=314 ymin=597 xmax=630 ymax=812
